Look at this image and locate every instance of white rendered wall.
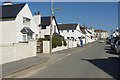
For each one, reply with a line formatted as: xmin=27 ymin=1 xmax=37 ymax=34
xmin=43 ymin=41 xmax=50 ymax=53
xmin=0 ymin=19 xmax=16 ymax=44
xmin=60 ymin=30 xmax=77 ymax=40
xmin=16 ymin=4 xmax=39 ymax=43
xmin=33 ymin=14 xmax=41 ymax=27
xmin=60 ymin=24 xmax=83 ymax=40
xmin=1 ymin=40 xmax=36 ymax=64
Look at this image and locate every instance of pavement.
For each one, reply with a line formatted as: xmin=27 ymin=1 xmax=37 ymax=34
xmin=3 ymin=41 xmax=119 ymax=79
xmin=1 ymin=42 xmax=91 ymax=78
xmin=1 ymin=56 xmax=49 ymax=77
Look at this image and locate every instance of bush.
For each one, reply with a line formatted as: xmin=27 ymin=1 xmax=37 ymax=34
xmin=63 ymin=40 xmax=67 ymax=46
xmin=52 ymin=35 xmax=62 ymax=47
xmin=38 ymin=35 xmax=66 ymax=49
xmin=52 ymin=39 xmax=58 ymax=48
xmin=37 ymin=38 xmax=50 ymax=42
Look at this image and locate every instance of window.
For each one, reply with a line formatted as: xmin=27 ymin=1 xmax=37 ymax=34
xmin=78 ymin=37 xmax=81 ymax=39
xmin=41 ymin=26 xmax=46 ymax=29
xmin=27 ymin=33 xmax=33 ymax=40
xmin=23 ymin=34 xmax=27 ymax=41
xmin=67 ymin=37 xmax=70 ymax=40
xmin=71 ymin=37 xmax=74 ymax=40
xmin=23 ymin=17 xmax=31 ymax=26
xmin=72 ymin=30 xmax=74 ymax=32
xmin=23 ymin=33 xmax=33 ymax=41
xmin=36 ymin=34 xmax=38 ymax=39
xmin=118 ymin=41 xmax=120 ymax=45
xmin=45 ymin=35 xmax=49 ymax=38
xmin=54 ymin=26 xmax=56 ymax=33
xmin=67 ymin=30 xmax=69 ymax=32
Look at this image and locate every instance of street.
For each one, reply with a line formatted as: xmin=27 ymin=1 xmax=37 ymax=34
xmin=5 ymin=41 xmax=120 ymax=79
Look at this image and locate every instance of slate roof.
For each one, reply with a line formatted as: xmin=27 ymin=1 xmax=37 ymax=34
xmin=21 ymin=27 xmax=34 ymax=34
xmin=0 ymin=3 xmax=26 ymax=18
xmin=80 ymin=26 xmax=87 ymax=34
xmin=39 ymin=16 xmax=60 ymax=33
xmin=94 ymin=29 xmax=107 ymax=32
xmin=58 ymin=23 xmax=78 ymax=30
xmin=87 ymin=29 xmax=92 ymax=34
xmin=39 ymin=16 xmax=56 ymax=26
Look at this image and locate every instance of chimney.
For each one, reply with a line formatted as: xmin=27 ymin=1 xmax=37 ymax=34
xmin=38 ymin=11 xmax=40 ymax=15
xmin=33 ymin=11 xmax=41 ymax=27
xmin=3 ymin=0 xmax=13 ymax=5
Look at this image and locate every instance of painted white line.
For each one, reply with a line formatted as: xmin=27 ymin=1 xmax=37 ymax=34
xmin=66 ymin=54 xmax=71 ymax=56
xmin=52 ymin=57 xmax=65 ymax=64
xmin=38 ymin=66 xmax=47 ymax=71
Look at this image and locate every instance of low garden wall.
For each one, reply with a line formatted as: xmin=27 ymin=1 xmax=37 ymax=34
xmin=0 ymin=40 xmax=37 ymax=64
xmin=52 ymin=46 xmax=68 ymax=52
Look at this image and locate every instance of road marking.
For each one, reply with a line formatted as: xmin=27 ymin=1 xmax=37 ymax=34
xmin=82 ymin=57 xmax=109 ymax=60
xmin=38 ymin=66 xmax=47 ymax=71
xmin=52 ymin=56 xmax=65 ymax=64
xmin=66 ymin=54 xmax=71 ymax=56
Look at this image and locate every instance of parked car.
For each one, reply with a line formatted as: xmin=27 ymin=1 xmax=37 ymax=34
xmin=99 ymin=39 xmax=104 ymax=43
xmin=115 ymin=40 xmax=120 ymax=54
xmin=111 ymin=38 xmax=119 ymax=50
xmin=106 ymin=38 xmax=111 ymax=44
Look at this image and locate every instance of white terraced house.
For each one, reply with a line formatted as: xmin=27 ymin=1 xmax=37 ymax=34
xmin=0 ymin=2 xmax=39 ymax=44
xmin=0 ymin=2 xmax=40 ymax=64
xmin=58 ymin=23 xmax=83 ymax=41
xmin=33 ymin=13 xmax=60 ymax=38
xmin=94 ymin=29 xmax=109 ymax=39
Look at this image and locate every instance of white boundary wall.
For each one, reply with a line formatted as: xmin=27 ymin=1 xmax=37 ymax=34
xmin=0 ymin=40 xmax=37 ymax=64
xmin=43 ymin=41 xmax=50 ymax=53
xmin=52 ymin=46 xmax=68 ymax=52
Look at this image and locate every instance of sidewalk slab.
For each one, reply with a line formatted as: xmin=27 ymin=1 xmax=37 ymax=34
xmin=1 ymin=56 xmax=49 ymax=77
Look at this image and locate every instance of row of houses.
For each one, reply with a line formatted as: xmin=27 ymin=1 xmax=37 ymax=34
xmin=0 ymin=2 xmax=109 ymax=45
xmin=0 ymin=2 xmax=109 ymax=64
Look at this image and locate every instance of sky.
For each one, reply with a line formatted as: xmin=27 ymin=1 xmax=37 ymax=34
xmin=0 ymin=1 xmax=118 ymax=35
xmin=28 ymin=2 xmax=118 ymax=34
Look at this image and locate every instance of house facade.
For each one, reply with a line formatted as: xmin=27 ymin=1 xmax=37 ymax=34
xmin=33 ymin=13 xmax=59 ymax=38
xmin=58 ymin=23 xmax=83 ymax=40
xmin=0 ymin=2 xmax=39 ymax=44
xmin=95 ymin=29 xmax=109 ymax=39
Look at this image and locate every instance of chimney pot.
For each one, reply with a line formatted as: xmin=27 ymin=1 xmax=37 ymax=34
xmin=38 ymin=11 xmax=40 ymax=15
xmin=34 ymin=12 xmax=37 ymax=15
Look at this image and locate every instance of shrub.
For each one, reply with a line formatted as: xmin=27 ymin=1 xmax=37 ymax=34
xmin=37 ymin=38 xmax=50 ymax=42
xmin=52 ymin=35 xmax=62 ymax=47
xmin=52 ymin=39 xmax=58 ymax=48
xmin=63 ymin=40 xmax=67 ymax=46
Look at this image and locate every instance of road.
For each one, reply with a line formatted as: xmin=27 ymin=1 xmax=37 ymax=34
xmin=5 ymin=41 xmax=120 ymax=79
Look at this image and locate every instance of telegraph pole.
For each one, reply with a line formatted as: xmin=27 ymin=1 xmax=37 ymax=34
xmin=50 ymin=0 xmax=53 ymax=54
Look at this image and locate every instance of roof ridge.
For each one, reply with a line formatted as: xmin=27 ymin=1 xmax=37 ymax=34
xmin=58 ymin=23 xmax=78 ymax=25
xmin=0 ymin=3 xmax=26 ymax=7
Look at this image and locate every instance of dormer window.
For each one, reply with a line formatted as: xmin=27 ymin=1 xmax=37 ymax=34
xmin=23 ymin=17 xmax=31 ymax=26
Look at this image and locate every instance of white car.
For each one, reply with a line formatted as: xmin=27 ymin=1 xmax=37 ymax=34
xmin=99 ymin=39 xmax=104 ymax=43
